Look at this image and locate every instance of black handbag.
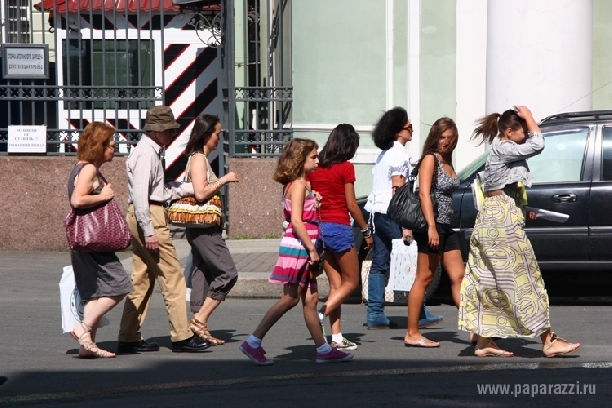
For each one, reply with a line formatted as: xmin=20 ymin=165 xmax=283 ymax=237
xmin=387 ymin=154 xmax=439 ymax=231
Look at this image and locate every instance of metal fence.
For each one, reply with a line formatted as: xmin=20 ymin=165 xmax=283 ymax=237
xmin=224 ymin=0 xmax=293 ymax=157
xmin=0 ymin=0 xmax=291 ymax=158
xmin=0 ymin=0 xmax=173 ymax=154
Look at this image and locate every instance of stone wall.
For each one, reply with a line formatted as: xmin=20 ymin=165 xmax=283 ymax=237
xmin=0 ymin=156 xmax=282 ymax=250
xmin=226 ymin=158 xmax=284 ymax=239
xmin=0 ymin=156 xmax=129 ymax=251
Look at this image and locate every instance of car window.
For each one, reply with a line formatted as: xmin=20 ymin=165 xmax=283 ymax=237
xmin=602 ymin=127 xmax=612 ymax=181
xmin=457 ymin=151 xmax=489 ymax=182
xmin=529 ymin=128 xmax=589 ymax=183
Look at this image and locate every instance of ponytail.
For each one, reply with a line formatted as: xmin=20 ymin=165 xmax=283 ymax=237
xmin=471 ymin=110 xmax=527 ymax=146
xmin=471 ymin=113 xmax=500 ymax=146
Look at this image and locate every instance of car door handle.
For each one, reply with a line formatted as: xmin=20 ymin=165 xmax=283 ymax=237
xmin=551 ymin=194 xmax=577 ymax=203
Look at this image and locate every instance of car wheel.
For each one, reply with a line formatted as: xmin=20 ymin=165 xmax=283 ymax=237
xmin=424 ymin=264 xmax=442 ymax=301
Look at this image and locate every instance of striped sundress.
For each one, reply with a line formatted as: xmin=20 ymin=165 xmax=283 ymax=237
xmin=269 ymin=184 xmax=319 ymax=289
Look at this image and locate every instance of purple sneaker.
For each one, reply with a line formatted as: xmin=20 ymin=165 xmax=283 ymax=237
xmin=315 ymin=348 xmax=354 ymax=364
xmin=239 ymin=341 xmax=274 ymax=366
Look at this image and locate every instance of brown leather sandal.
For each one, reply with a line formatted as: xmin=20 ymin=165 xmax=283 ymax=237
xmin=190 ymin=318 xmax=225 ymax=345
xmin=543 ymin=332 xmax=580 ymax=358
xmin=70 ymin=322 xmax=116 ymax=359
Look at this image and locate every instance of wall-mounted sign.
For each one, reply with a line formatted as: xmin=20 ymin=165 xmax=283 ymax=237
xmin=8 ymin=126 xmax=47 ymax=153
xmin=2 ymin=44 xmax=49 ymax=80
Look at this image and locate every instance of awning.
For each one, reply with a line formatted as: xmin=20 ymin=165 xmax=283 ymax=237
xmin=34 ymin=0 xmax=219 ymax=13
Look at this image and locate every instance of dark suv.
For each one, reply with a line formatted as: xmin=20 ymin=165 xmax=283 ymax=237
xmin=452 ymin=110 xmax=612 ymax=271
xmin=356 ymin=110 xmax=612 ymax=299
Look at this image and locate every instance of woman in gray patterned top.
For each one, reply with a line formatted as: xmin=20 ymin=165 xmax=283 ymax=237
xmin=404 ymin=118 xmax=464 ymax=348
xmin=458 ymin=106 xmax=580 ymax=358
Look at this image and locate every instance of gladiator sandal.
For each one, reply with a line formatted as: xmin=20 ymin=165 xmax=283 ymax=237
xmin=70 ymin=322 xmax=116 ymax=359
xmin=190 ymin=318 xmax=225 ymax=345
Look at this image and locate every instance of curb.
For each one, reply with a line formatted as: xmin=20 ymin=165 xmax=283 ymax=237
xmin=120 ymin=237 xmax=330 ymax=299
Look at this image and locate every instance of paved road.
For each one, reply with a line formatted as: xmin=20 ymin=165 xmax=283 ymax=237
xmin=0 ymin=250 xmax=610 ymax=407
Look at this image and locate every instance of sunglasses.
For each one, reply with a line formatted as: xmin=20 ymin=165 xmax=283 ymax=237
xmin=403 ymin=124 xmax=413 ymax=132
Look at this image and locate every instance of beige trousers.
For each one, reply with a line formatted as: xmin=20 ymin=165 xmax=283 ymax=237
xmin=118 ymin=204 xmax=192 ymax=343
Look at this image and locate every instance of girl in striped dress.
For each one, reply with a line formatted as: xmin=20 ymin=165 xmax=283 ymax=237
xmin=239 ymin=138 xmax=354 ymax=365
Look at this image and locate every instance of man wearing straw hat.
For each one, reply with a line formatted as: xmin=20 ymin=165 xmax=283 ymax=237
xmin=118 ymin=106 xmax=210 ymax=354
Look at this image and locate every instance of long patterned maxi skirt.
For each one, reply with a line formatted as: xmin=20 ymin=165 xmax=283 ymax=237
xmin=458 ymin=194 xmax=550 ymax=338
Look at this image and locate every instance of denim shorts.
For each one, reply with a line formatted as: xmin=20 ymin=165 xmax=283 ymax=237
xmin=316 ymin=222 xmax=355 ymax=253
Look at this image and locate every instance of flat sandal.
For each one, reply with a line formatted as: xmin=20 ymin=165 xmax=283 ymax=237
xmin=190 ymin=318 xmax=225 ymax=345
xmin=474 ymin=338 xmax=513 ymax=358
xmin=543 ymin=332 xmax=580 ymax=358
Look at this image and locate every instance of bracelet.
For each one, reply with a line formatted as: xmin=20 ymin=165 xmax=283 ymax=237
xmin=361 ymin=228 xmax=372 ymax=238
xmin=211 ymin=180 xmax=223 ymax=191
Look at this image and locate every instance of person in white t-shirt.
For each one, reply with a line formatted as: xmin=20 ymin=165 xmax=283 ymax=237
xmin=364 ymin=107 xmax=443 ymax=330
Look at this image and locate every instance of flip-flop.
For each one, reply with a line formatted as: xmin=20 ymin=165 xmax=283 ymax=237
xmin=404 ymin=337 xmax=440 ymax=348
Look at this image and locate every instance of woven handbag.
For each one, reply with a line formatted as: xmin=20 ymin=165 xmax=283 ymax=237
xmin=65 ymin=170 xmax=131 ymax=252
xmin=168 ymin=153 xmax=223 ymax=228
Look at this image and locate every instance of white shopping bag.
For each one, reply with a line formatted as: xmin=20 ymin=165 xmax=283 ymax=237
xmin=60 ymin=265 xmax=109 ymax=333
xmin=183 ymin=251 xmax=195 ymax=301
xmin=361 ymin=258 xmax=409 ymax=305
xmin=389 ymin=239 xmax=417 ymax=292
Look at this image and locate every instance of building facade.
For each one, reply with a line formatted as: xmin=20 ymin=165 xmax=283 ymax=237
xmin=290 ymin=0 xmax=612 ymax=197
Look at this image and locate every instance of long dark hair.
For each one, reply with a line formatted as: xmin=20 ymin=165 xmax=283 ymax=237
xmin=420 ymin=117 xmax=458 ymax=160
xmin=471 ymin=109 xmax=526 ymax=145
xmin=185 ymin=114 xmax=220 ymax=155
xmin=414 ymin=117 xmax=458 ymax=188
xmin=318 ymin=124 xmax=359 ymax=167
xmin=372 ymin=107 xmax=409 ymax=150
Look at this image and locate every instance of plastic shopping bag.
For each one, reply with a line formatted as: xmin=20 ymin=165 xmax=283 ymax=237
xmin=59 ymin=265 xmax=109 ymax=333
xmin=389 ymin=239 xmax=417 ymax=292
xmin=361 ymin=257 xmax=410 ymax=305
xmin=183 ymin=250 xmax=194 ymax=289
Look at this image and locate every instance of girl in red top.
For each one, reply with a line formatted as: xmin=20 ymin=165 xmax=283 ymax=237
xmin=309 ymin=124 xmax=373 ymax=350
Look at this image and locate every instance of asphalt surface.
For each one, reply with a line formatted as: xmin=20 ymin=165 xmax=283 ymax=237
xmin=0 ymin=239 xmax=612 ymax=407
xmin=1 ymin=247 xmax=611 ymax=407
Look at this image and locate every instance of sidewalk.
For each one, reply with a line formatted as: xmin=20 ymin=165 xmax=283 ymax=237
xmin=120 ymin=236 xmax=330 ymax=299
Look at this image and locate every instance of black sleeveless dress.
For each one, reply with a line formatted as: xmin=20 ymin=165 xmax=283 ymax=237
xmin=68 ymin=163 xmax=134 ymax=300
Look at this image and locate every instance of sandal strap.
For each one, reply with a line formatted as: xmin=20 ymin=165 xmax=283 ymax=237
xmin=476 ymin=337 xmax=498 ymax=350
xmin=82 ymin=341 xmax=115 ymax=358
xmin=190 ymin=319 xmax=225 ymax=345
xmin=544 ymin=332 xmax=571 ymax=351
